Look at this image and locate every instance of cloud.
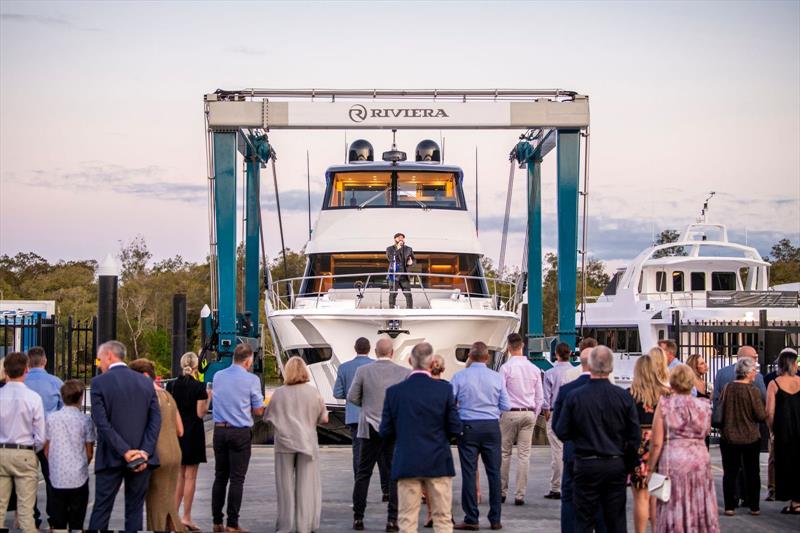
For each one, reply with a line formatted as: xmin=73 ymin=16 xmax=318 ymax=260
xmin=226 ymin=45 xmax=266 ymax=56
xmin=12 ymin=162 xmax=324 ymax=211
xmin=0 ymin=12 xmax=101 ymax=31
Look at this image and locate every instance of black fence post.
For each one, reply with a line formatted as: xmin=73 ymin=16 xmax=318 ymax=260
xmin=757 ymin=309 xmax=768 ymax=376
xmin=171 ymin=294 xmax=187 ymax=378
xmin=42 ymin=315 xmax=56 ymax=374
xmin=97 ymin=254 xmax=119 ymax=346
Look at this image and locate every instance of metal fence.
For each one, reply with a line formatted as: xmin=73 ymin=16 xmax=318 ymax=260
xmin=1 ymin=314 xmax=97 ymax=391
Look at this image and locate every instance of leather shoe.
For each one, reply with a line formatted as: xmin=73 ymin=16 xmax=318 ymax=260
xmin=514 ymin=498 xmax=524 ymax=506
xmin=386 ymin=520 xmax=399 ymax=532
xmin=353 ymin=519 xmax=365 ymax=530
xmin=212 ymin=525 xmax=225 ymax=533
xmin=491 ymin=523 xmax=503 ymax=530
xmin=225 ymin=527 xmax=249 ymax=533
xmin=383 ymin=492 xmax=390 ymax=502
xmin=500 ymin=495 xmax=506 ymax=504
xmin=453 ymin=523 xmax=480 ymax=531
xmin=543 ymin=491 xmax=561 ymax=500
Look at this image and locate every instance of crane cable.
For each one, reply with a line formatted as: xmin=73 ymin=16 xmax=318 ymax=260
xmin=270 ymin=152 xmax=290 ymax=280
xmin=497 ymin=157 xmax=516 ymax=274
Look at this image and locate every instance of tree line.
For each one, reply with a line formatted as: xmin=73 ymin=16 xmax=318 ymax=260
xmin=1 ymin=233 xmax=797 ymax=376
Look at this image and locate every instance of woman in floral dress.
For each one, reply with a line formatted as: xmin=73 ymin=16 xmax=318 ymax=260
xmin=647 ymin=364 xmax=720 ymax=533
xmin=629 ymin=352 xmax=671 ymax=533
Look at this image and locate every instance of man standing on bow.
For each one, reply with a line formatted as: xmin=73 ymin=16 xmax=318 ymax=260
xmin=386 ymin=232 xmax=415 ymax=309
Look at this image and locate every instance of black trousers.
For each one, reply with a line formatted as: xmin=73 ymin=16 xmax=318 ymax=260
xmin=572 ymin=456 xmax=627 ymax=533
xmin=389 ymin=277 xmax=412 ymax=308
xmin=457 ymin=420 xmax=502 ymax=526
xmin=352 ymin=425 xmax=398 ymax=522
xmin=88 ymin=466 xmax=151 ymax=531
xmin=720 ymin=439 xmax=761 ymax=512
xmin=212 ymin=426 xmax=252 ymax=527
xmin=49 ymin=481 xmax=89 ymax=530
xmin=348 ymin=423 xmax=390 ymax=495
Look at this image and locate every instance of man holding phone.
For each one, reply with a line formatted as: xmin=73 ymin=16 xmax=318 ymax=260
xmin=88 ymin=341 xmax=161 ymax=532
xmin=386 ymin=232 xmax=415 ymax=309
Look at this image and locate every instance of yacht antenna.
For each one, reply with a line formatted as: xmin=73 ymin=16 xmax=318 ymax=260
xmin=699 ymin=191 xmax=716 ymax=223
xmin=306 ymin=149 xmax=312 ymax=238
xmin=475 ymin=146 xmax=479 ymax=234
xmin=391 ymin=128 xmax=397 ymax=150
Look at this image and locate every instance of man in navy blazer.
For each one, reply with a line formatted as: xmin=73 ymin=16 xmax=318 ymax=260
xmin=87 ymin=341 xmax=161 ymax=532
xmin=380 ymin=342 xmax=462 ymax=533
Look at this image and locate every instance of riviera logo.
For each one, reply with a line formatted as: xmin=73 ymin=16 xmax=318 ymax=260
xmin=348 ymin=104 xmax=450 ymax=123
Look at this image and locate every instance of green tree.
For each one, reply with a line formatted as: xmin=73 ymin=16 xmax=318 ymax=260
xmin=540 ymin=253 xmax=609 ymax=335
xmin=768 ymin=238 xmax=800 ymax=285
xmin=652 ymin=229 xmax=686 ymax=258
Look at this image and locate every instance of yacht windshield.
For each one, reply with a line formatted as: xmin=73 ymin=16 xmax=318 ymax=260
xmin=324 ymin=170 xmax=463 ymax=209
xmin=300 ymin=252 xmax=487 ymax=295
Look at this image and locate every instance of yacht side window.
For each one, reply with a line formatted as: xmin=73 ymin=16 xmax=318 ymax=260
xmin=655 ymin=271 xmax=667 ymax=293
xmin=711 ymin=272 xmax=737 ymax=291
xmin=691 ymin=272 xmax=706 ymax=291
xmin=672 ymin=271 xmax=685 ymax=292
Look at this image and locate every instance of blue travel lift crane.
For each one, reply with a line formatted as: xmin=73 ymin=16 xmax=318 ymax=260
xmin=199 ymin=89 xmax=590 ymax=380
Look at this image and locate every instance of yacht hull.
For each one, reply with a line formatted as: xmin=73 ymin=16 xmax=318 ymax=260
xmin=266 ymin=307 xmax=519 ymax=433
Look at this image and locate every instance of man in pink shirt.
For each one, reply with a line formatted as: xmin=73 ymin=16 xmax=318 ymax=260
xmin=499 ymin=333 xmax=544 ymax=505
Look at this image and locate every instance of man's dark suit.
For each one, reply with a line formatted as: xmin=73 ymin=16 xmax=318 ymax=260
xmin=551 ymin=374 xmax=607 ymax=533
xmin=88 ymin=365 xmax=161 ymax=532
xmin=380 ymin=373 xmax=462 ymax=479
xmin=386 ymin=244 xmax=415 ymax=308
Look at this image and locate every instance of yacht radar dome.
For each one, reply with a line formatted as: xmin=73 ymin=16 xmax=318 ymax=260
xmin=415 ymin=139 xmax=441 ymax=163
xmin=348 ymin=139 xmax=374 ymax=162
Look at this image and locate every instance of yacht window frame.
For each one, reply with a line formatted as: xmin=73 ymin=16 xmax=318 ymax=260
xmin=690 ymin=272 xmax=706 ymax=291
xmin=322 ymin=169 xmax=466 ymax=211
xmin=711 ymin=271 xmax=737 ymax=291
xmin=655 ymin=271 xmax=667 ymax=293
xmin=672 ymin=271 xmax=685 ymax=292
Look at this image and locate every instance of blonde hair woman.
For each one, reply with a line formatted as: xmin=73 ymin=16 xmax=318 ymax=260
xmin=648 ymin=346 xmax=671 ymax=388
xmin=628 ymin=355 xmax=671 ymax=533
xmin=685 ymin=354 xmax=711 ymax=398
xmin=265 ymin=357 xmax=328 ymax=533
xmin=169 ymin=352 xmax=211 ymax=531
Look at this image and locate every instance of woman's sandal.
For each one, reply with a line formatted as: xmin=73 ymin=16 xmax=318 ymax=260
xmin=182 ymin=522 xmax=202 ymax=531
xmin=424 ymin=518 xmax=433 ymax=528
xmin=780 ymin=505 xmax=800 ymax=515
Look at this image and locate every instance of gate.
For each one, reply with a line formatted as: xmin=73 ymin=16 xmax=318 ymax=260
xmin=1 ymin=314 xmax=98 ymax=388
xmin=671 ymin=310 xmax=800 ymax=385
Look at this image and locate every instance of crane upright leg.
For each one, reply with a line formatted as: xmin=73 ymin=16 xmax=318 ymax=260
xmin=213 ymin=132 xmax=238 ymax=359
xmin=557 ymin=130 xmax=581 ymax=349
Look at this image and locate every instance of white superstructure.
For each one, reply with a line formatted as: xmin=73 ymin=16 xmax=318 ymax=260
xmin=580 ymin=222 xmax=800 ymax=385
xmin=265 ymin=140 xmax=519 ymax=434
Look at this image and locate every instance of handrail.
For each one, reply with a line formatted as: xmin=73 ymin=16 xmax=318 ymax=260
xmin=268 ymin=271 xmax=517 ymax=312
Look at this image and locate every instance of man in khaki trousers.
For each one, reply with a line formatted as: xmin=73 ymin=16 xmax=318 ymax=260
xmin=380 ymin=342 xmax=462 ymax=533
xmin=0 ymin=352 xmax=46 ymax=533
xmin=499 ymin=333 xmax=543 ymax=506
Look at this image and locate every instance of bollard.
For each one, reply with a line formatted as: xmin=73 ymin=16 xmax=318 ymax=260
xmin=97 ymin=254 xmax=119 ymax=346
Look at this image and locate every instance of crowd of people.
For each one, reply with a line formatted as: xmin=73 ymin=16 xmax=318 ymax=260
xmin=1 ymin=336 xmax=799 ymax=533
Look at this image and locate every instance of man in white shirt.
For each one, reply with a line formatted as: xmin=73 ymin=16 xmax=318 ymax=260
xmin=499 ymin=333 xmax=543 ymax=506
xmin=658 ymin=339 xmax=680 ymax=370
xmin=0 ymin=352 xmax=46 ymax=533
xmin=541 ymin=342 xmax=575 ymax=500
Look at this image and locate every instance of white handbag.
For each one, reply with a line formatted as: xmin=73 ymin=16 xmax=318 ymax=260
xmin=647 ymin=409 xmax=671 ymax=503
xmin=648 ymin=472 xmax=671 ymax=502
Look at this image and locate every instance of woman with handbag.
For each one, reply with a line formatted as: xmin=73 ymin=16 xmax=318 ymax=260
xmin=717 ymin=357 xmax=767 ymax=516
xmin=646 ymin=364 xmax=719 ymax=533
xmin=629 ymin=353 xmax=671 ymax=533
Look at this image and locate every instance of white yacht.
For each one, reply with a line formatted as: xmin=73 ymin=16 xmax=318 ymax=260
xmin=265 ymin=139 xmax=519 ymax=434
xmin=580 ymin=219 xmax=799 ymax=385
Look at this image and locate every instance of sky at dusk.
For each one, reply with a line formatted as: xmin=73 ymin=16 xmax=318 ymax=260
xmin=1 ymin=0 xmax=798 ymax=273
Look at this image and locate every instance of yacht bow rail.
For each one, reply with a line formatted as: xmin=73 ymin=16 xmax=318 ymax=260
xmin=584 ymin=290 xmax=800 ymax=308
xmin=268 ymin=272 xmax=517 ymax=312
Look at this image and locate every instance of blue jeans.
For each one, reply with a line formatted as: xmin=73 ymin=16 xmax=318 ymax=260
xmin=457 ymin=419 xmax=502 ymax=526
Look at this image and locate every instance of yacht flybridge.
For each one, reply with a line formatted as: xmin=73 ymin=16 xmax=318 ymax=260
xmin=580 ymin=218 xmax=800 ymax=385
xmin=266 ymin=139 xmax=519 ymax=427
